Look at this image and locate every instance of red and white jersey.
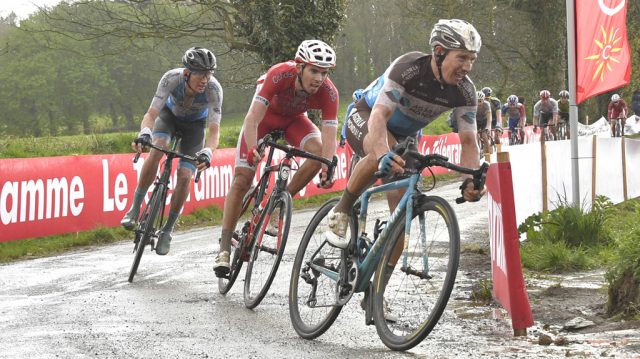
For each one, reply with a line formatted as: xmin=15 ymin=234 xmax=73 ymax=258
xmin=254 ymin=61 xmax=339 ymax=123
xmin=608 ymin=99 xmax=628 ymax=119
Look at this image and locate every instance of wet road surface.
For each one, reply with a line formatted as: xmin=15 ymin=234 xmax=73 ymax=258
xmin=1 ymin=182 xmax=638 ymax=358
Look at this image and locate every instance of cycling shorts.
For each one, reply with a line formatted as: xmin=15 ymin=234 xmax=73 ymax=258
xmin=539 ymin=112 xmax=553 ymax=126
xmin=559 ymin=111 xmax=569 ymax=123
xmin=235 ymin=110 xmax=320 ymax=169
xmin=153 ymin=106 xmax=206 ymax=172
xmin=344 ymin=99 xmax=417 ymax=158
xmin=508 ymin=118 xmax=520 ymax=130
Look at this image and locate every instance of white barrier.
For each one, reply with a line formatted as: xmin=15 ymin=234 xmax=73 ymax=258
xmin=506 ymin=136 xmax=639 ymax=226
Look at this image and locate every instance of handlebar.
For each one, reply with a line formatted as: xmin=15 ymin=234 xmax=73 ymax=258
xmin=132 ymin=140 xmax=202 ymax=183
xmin=374 ymin=137 xmax=490 ymax=204
xmin=258 ymin=131 xmax=339 ymax=187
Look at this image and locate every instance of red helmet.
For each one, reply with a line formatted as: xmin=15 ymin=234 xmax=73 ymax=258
xmin=539 ymin=90 xmax=551 ymax=99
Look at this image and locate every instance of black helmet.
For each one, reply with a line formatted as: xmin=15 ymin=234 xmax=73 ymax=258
xmin=481 ymin=87 xmax=492 ymax=97
xmin=182 ymin=47 xmax=216 ymax=72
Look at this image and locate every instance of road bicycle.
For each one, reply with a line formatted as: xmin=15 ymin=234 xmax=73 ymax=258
xmin=540 ymin=123 xmax=555 ymax=142
xmin=556 ymin=121 xmax=569 ymax=140
xmin=508 ymin=126 xmax=522 ymax=145
xmin=218 ymin=130 xmax=337 ymax=309
xmin=477 ymin=128 xmax=495 ymax=157
xmin=611 ymin=117 xmax=625 ymax=137
xmin=128 ymin=133 xmax=202 ymax=283
xmin=289 ymin=137 xmax=489 ymax=351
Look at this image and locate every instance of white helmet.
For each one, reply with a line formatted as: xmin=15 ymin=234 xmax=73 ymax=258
xmin=476 ymin=91 xmax=485 ymax=101
xmin=430 ymin=19 xmax=482 ymax=53
xmin=295 ymin=40 xmax=336 ymax=68
xmin=611 ymin=94 xmax=621 ymax=102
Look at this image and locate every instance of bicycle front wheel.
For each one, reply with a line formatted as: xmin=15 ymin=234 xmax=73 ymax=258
xmin=244 ymin=191 xmax=293 ymax=309
xmin=289 ymin=198 xmax=344 ymax=339
xmin=128 ymin=184 xmax=164 ymax=283
xmin=372 ymin=196 xmax=460 ymax=351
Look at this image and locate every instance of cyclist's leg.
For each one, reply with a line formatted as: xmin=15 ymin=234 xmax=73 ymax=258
xmin=283 ymin=114 xmax=323 ymax=195
xmin=621 ymin=117 xmax=626 ymax=136
xmin=216 ymin=127 xmax=261 ymax=272
xmin=122 ymin=110 xmax=172 ymax=228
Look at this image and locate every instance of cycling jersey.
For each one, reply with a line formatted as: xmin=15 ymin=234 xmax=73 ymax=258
xmin=608 ymin=99 xmax=628 ymax=119
xmin=502 ymin=103 xmax=526 ymax=129
xmin=558 ymin=99 xmax=569 ymax=114
xmin=359 ymin=52 xmax=477 ymax=137
xmin=254 ymin=61 xmax=338 ymax=123
xmin=533 ymin=99 xmax=559 ymax=118
xmin=476 ymin=100 xmax=492 ymax=130
xmin=150 ymin=68 xmax=223 ymax=124
xmin=488 ymin=97 xmax=501 ymax=127
xmin=236 ymin=61 xmax=339 ymax=169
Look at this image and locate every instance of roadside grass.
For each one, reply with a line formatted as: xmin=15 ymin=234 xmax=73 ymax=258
xmin=519 ymin=195 xmax=640 ymax=318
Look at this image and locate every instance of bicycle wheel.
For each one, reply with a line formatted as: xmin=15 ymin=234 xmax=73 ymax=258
xmin=615 ymin=121 xmax=621 ymax=137
xmin=128 ymin=184 xmax=164 ymax=283
xmin=289 ymin=198 xmax=345 ymax=339
xmin=244 ymin=191 xmax=293 ymax=309
xmin=218 ymin=187 xmax=260 ymax=294
xmin=372 ymin=195 xmax=460 ymax=351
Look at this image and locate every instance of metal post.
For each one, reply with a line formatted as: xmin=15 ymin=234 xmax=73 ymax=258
xmin=566 ymin=0 xmax=580 ymax=206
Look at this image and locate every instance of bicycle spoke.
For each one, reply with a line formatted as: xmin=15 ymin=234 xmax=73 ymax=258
xmin=373 ymin=197 xmax=460 ymax=351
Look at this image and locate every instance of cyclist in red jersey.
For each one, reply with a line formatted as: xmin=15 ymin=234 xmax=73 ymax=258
xmin=214 ymin=40 xmax=339 ymax=275
xmin=608 ymin=94 xmax=628 ymax=137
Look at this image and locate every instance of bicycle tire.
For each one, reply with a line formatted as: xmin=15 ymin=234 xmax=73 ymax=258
xmin=218 ymin=187 xmax=259 ymax=294
xmin=615 ymin=121 xmax=621 ymax=137
xmin=289 ymin=198 xmax=344 ymax=339
xmin=244 ymin=191 xmax=293 ymax=309
xmin=128 ymin=184 xmax=164 ymax=283
xmin=372 ymin=196 xmax=460 ymax=351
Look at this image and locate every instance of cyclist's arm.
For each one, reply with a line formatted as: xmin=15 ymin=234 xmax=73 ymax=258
xmin=484 ymin=106 xmax=492 ymax=131
xmin=242 ymin=100 xmax=268 ymax=150
xmin=320 ymin=122 xmax=337 ymax=162
xmin=496 ymin=108 xmax=503 ymax=128
xmin=519 ymin=106 xmax=527 ymax=127
xmin=459 ymin=129 xmax=479 ymax=179
xmin=204 ymin=122 xmax=220 ymax=153
xmin=608 ymin=103 xmax=614 ymax=119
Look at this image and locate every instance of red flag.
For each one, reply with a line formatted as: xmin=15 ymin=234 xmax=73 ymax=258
xmin=576 ymin=0 xmax=630 ymax=104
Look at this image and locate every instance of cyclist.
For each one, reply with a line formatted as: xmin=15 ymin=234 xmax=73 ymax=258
xmin=213 ymin=40 xmax=339 ymax=276
xmin=503 ymin=94 xmax=526 ymax=144
xmin=608 ymin=94 xmax=628 ymax=137
xmin=476 ymin=90 xmax=492 ymax=154
xmin=482 ymin=87 xmax=503 ymax=145
xmin=533 ymin=90 xmax=559 ymax=140
xmin=324 ymin=19 xmax=485 ymax=249
xmin=557 ymin=90 xmax=570 ymax=139
xmin=340 ymin=89 xmax=364 ymax=147
xmin=120 ymin=47 xmax=222 ymax=255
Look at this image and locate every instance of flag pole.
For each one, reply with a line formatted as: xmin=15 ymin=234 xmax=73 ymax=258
xmin=566 ymin=0 xmax=580 ymax=206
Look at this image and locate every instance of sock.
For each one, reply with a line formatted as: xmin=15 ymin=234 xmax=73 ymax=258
xmin=333 ymin=188 xmax=360 ymax=214
xmin=162 ymin=210 xmax=180 ymax=233
xmin=219 ymin=229 xmax=233 ymax=254
xmin=128 ymin=188 xmax=147 ymax=217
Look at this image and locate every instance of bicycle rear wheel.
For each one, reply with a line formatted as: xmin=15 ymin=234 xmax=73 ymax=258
xmin=289 ymin=198 xmax=344 ymax=339
xmin=244 ymin=191 xmax=293 ymax=309
xmin=372 ymin=196 xmax=460 ymax=351
xmin=128 ymin=184 xmax=164 ymax=283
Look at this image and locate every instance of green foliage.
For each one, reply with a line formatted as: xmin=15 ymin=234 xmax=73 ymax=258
xmin=519 ymin=196 xmax=614 ymax=272
xmin=233 ymin=0 xmax=348 ymax=66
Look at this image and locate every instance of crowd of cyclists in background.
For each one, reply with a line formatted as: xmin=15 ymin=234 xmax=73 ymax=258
xmin=443 ymin=87 xmax=640 ymax=153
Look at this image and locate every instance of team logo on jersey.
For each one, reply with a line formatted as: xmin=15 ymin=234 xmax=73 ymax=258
xmin=401 ymin=65 xmax=419 ymax=81
xmin=323 ymin=82 xmax=338 ymax=102
xmin=385 ymin=89 xmax=402 ymax=103
xmin=273 ymin=71 xmax=295 ymax=84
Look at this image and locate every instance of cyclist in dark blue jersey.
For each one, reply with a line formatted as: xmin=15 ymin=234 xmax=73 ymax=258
xmin=120 ymin=47 xmax=223 ymax=255
xmin=325 ymin=19 xmax=485 ymax=249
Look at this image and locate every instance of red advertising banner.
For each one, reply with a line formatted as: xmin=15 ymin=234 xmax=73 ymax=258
xmin=576 ymin=0 xmax=631 ymax=104
xmin=486 ymin=158 xmax=533 ymax=332
xmin=1 ymin=133 xmax=468 ymax=242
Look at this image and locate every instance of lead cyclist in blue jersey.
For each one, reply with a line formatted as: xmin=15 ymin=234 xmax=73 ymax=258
xmin=120 ymin=47 xmax=224 ymax=255
xmin=325 ymin=19 xmax=485 ymax=249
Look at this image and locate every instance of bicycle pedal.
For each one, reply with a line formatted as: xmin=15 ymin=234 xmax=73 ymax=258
xmin=214 ymin=267 xmax=230 ymax=278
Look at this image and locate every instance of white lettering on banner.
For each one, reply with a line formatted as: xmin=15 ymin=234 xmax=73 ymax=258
xmin=102 ymin=160 xmax=128 ymax=212
xmin=432 ymin=136 xmax=461 ymax=164
xmin=339 ymin=152 xmax=347 ymax=179
xmin=1 ymin=176 xmax=84 ymax=225
xmin=488 ymin=192 xmax=507 ymax=274
xmin=195 ymin=164 xmax=234 ymax=200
